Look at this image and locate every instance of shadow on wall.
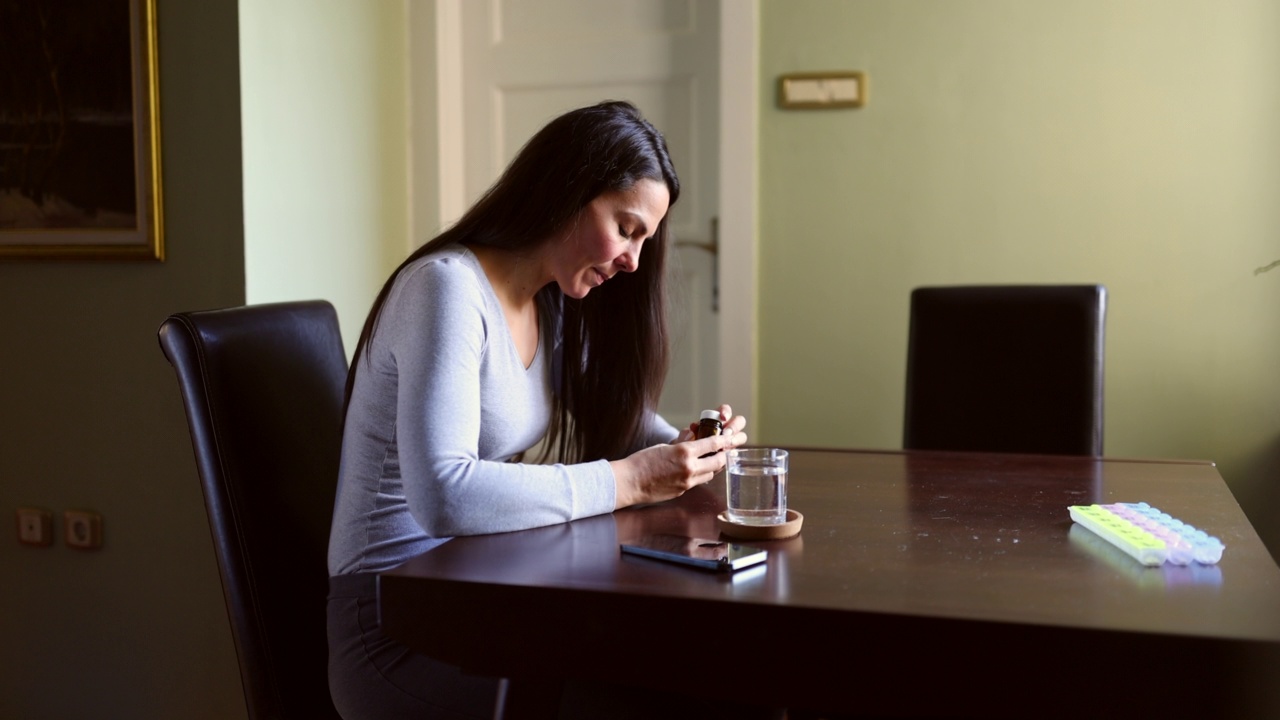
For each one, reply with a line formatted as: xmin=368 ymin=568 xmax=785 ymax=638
xmin=1232 ymin=436 xmax=1280 ymax=565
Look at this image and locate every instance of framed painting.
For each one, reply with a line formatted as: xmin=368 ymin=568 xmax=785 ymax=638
xmin=0 ymin=0 xmax=163 ymax=261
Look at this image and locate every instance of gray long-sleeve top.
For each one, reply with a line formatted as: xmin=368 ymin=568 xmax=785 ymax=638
xmin=328 ymin=245 xmax=678 ymax=576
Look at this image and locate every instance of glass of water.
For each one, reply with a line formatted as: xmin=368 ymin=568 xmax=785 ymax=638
xmin=726 ymin=448 xmax=788 ymax=525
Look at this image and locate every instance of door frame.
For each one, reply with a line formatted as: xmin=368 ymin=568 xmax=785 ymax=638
xmin=424 ymin=0 xmax=758 ymax=421
xmin=716 ymin=0 xmax=758 ymax=423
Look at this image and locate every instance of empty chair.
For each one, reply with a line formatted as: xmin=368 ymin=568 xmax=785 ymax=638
xmin=903 ymin=285 xmax=1106 ymax=456
xmin=158 ymin=301 xmax=347 ymax=720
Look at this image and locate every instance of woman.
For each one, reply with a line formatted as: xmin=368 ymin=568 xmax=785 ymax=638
xmin=327 ymin=101 xmax=749 ymax=719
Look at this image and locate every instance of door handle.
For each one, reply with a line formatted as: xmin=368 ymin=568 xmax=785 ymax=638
xmin=674 ymin=217 xmax=719 ymax=312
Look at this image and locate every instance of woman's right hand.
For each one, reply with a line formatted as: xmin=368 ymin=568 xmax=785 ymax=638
xmin=609 ymin=429 xmax=747 ymax=509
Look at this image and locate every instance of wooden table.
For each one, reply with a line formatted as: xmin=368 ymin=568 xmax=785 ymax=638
xmin=380 ymin=449 xmax=1280 ymax=718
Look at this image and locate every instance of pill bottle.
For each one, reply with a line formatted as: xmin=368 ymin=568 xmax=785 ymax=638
xmin=696 ymin=409 xmax=723 ymax=440
xmin=696 ymin=409 xmax=724 ymax=458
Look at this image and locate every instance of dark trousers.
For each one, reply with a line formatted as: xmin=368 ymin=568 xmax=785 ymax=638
xmin=327 ymin=573 xmax=786 ymax=720
xmin=328 ymin=573 xmax=500 ymax=720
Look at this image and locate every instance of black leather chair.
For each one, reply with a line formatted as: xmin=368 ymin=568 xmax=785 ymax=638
xmin=158 ymin=301 xmax=347 ymax=720
xmin=903 ymin=285 xmax=1107 ymax=456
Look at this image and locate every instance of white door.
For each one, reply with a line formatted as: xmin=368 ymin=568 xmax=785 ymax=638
xmin=448 ymin=0 xmax=721 ymax=426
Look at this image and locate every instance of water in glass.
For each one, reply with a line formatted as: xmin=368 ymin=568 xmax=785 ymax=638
xmin=727 ymin=463 xmax=787 ymax=525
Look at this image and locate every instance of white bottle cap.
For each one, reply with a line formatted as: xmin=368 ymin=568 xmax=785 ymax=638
xmin=700 ymin=409 xmax=722 ymax=421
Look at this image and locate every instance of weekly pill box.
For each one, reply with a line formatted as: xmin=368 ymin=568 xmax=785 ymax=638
xmin=1069 ymin=502 xmax=1225 ymax=567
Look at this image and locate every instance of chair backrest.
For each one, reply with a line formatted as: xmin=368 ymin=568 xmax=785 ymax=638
xmin=158 ymin=301 xmax=347 ymax=720
xmin=903 ymin=285 xmax=1106 ymax=456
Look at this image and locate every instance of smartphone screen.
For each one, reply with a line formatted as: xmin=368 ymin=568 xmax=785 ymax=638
xmin=620 ymin=534 xmax=768 ymax=572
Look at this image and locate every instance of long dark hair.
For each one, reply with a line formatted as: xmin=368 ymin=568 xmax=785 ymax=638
xmin=346 ymin=100 xmax=681 ymax=463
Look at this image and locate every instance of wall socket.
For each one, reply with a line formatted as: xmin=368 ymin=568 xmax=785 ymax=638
xmin=64 ymin=510 xmax=103 ymax=550
xmin=17 ymin=508 xmax=54 ymax=547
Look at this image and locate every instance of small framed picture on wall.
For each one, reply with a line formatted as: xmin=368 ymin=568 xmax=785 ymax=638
xmin=0 ymin=0 xmax=164 ymax=261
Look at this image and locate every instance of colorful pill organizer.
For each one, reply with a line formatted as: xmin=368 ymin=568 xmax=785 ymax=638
xmin=1068 ymin=502 xmax=1225 ymax=567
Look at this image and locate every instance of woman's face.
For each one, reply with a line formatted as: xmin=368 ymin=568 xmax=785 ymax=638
xmin=551 ymin=178 xmax=670 ymax=300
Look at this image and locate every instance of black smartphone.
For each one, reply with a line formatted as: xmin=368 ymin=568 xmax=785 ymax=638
xmin=620 ymin=534 xmax=768 ymax=572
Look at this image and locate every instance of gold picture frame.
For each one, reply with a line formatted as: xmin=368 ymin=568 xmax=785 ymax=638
xmin=777 ymin=71 xmax=866 ymax=110
xmin=0 ymin=0 xmax=163 ymax=261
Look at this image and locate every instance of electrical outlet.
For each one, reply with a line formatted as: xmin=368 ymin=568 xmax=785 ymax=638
xmin=17 ymin=508 xmax=53 ymax=547
xmin=64 ymin=510 xmax=103 ymax=550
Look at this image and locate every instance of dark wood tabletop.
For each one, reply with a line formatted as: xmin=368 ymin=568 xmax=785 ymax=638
xmin=380 ymin=448 xmax=1280 ymax=718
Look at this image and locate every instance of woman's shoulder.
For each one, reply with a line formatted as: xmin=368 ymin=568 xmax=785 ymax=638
xmin=400 ymin=243 xmax=480 ymax=279
xmin=395 ymin=245 xmax=486 ymax=297
xmin=378 ymin=245 xmax=492 ymax=326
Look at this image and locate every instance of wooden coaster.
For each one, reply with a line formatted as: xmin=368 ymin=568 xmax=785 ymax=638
xmin=717 ymin=509 xmax=804 ymax=540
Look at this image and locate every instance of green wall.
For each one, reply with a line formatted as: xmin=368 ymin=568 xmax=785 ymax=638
xmin=1 ymin=1 xmax=412 ymax=717
xmin=0 ymin=2 xmax=247 ymax=717
xmin=757 ymin=0 xmax=1280 ymax=557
